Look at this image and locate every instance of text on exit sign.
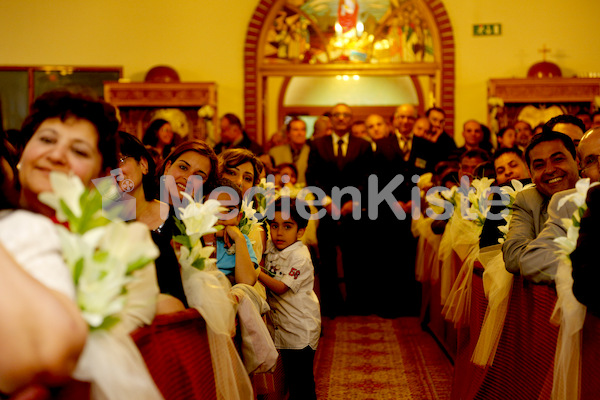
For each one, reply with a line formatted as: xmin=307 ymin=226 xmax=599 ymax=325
xmin=473 ymin=24 xmax=502 ymax=36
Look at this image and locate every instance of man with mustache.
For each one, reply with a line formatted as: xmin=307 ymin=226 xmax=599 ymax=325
xmin=502 ymin=130 xmax=579 ymax=281
xmin=514 ymin=127 xmax=600 ymax=282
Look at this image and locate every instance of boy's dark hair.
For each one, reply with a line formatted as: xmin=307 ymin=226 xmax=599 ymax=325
xmin=20 ymin=88 xmax=119 ymax=170
xmin=271 ymin=196 xmax=309 ymax=229
xmin=524 ymin=131 xmax=577 ymax=167
xmin=211 ymin=177 xmax=243 ymax=208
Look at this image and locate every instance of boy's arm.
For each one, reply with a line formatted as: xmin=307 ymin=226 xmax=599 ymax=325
xmin=258 ymin=269 xmax=290 ymax=295
xmin=225 ymin=226 xmax=257 ymax=285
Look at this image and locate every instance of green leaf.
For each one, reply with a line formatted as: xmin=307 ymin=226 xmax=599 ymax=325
xmin=93 ymin=250 xmax=110 ymax=263
xmin=60 ymin=199 xmax=79 ymax=231
xmin=92 ymin=315 xmax=120 ymax=331
xmin=192 ymin=257 xmax=205 ymax=271
xmin=173 ymin=217 xmax=187 ymax=236
xmin=73 ymin=258 xmax=85 ymax=284
xmin=173 ymin=234 xmax=191 ymax=248
xmin=127 ymin=257 xmax=153 ymax=274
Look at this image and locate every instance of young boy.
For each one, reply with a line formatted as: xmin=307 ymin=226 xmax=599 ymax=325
xmin=208 ymin=178 xmax=258 ymax=286
xmin=258 ymin=196 xmax=321 ymax=400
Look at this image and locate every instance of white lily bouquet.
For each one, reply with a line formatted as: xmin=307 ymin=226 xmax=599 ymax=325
xmin=173 ymin=192 xmax=224 ymax=270
xmin=239 ymin=197 xmax=260 ymax=236
xmin=255 ymin=177 xmax=277 ymax=220
xmin=554 ymin=179 xmax=592 ymax=258
xmin=171 ymin=192 xmax=236 ymax=332
xmin=442 ymin=177 xmax=495 ymax=327
xmin=39 ymin=172 xmax=159 ymax=330
xmin=172 ymin=192 xmax=252 ymax=399
xmin=39 ymin=172 xmax=163 ymax=400
xmin=497 ymin=179 xmax=536 ymax=242
xmin=465 ymin=177 xmax=495 ymax=227
xmin=551 ymin=178 xmax=593 ymax=400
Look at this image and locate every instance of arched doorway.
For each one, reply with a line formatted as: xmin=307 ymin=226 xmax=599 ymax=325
xmin=244 ymin=0 xmax=455 ymax=143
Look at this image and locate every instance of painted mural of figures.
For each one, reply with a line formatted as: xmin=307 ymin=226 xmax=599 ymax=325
xmin=423 ymin=26 xmax=434 ymax=62
xmin=387 ymin=16 xmax=403 ymax=63
xmin=337 ymin=0 xmax=359 ymax=33
xmin=287 ymin=15 xmax=311 ymax=61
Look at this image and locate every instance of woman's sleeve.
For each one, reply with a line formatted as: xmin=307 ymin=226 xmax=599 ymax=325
xmin=0 ymin=211 xmax=75 ymax=299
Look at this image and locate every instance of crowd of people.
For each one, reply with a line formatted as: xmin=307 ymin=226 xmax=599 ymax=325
xmin=2 ymin=86 xmax=600 ymax=399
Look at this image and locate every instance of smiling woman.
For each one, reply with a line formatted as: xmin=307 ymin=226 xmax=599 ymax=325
xmin=17 ymin=89 xmax=119 ymax=218
xmin=156 ymin=140 xmax=219 ymax=205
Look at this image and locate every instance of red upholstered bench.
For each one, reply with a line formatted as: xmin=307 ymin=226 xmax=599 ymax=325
xmin=131 ymin=308 xmax=217 ymax=400
xmin=451 ymin=274 xmax=558 ymax=400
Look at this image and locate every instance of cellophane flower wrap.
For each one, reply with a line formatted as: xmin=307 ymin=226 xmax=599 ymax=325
xmin=427 ymin=185 xmax=458 ymax=287
xmin=173 ymin=192 xmax=253 ymax=400
xmin=471 ymin=179 xmax=534 ymax=367
xmin=443 ymin=177 xmax=494 ymax=327
xmin=39 ymin=171 xmax=163 ymax=400
xmin=551 ymin=178 xmax=593 ymax=400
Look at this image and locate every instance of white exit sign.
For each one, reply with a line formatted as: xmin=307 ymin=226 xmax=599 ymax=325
xmin=473 ymin=23 xmax=502 ymax=36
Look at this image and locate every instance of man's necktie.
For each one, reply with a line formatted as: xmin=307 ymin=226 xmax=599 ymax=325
xmin=337 ymin=139 xmax=344 ymax=169
xmin=399 ymin=136 xmax=411 ymax=161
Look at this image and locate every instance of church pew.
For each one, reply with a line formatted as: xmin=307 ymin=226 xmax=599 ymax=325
xmin=451 ymin=272 xmax=558 ymax=400
xmin=131 ymin=308 xmax=217 ymax=400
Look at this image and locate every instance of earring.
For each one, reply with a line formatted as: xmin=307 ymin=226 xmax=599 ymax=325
xmin=16 ymin=163 xmax=21 ymax=170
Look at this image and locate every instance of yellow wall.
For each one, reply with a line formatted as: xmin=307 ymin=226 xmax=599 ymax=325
xmin=1 ymin=0 xmax=599 ymax=141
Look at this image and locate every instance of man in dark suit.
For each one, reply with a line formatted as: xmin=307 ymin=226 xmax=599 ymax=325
xmin=306 ymin=103 xmax=373 ymax=317
xmin=370 ymin=104 xmax=430 ymax=317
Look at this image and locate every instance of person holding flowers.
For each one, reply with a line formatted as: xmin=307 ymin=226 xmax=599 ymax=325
xmin=155 ymin=140 xmax=219 ymax=238
xmin=207 ymin=178 xmax=259 ymax=286
xmin=13 ymin=89 xmax=163 ymax=399
xmin=0 ymin=127 xmax=88 ymax=397
xmin=218 ymin=148 xmax=267 ymax=259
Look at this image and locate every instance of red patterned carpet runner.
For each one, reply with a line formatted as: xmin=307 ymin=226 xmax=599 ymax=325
xmin=314 ymin=316 xmax=453 ymax=400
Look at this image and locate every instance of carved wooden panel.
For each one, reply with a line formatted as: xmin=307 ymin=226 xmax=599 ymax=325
xmin=488 ymin=78 xmax=600 ymax=130
xmin=103 ymin=82 xmax=218 ymax=144
xmin=489 ymin=78 xmax=600 ymax=103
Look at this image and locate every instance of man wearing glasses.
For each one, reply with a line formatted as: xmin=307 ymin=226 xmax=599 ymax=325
xmin=306 ymin=103 xmax=373 ymax=317
xmin=507 ymin=128 xmax=600 ymax=283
